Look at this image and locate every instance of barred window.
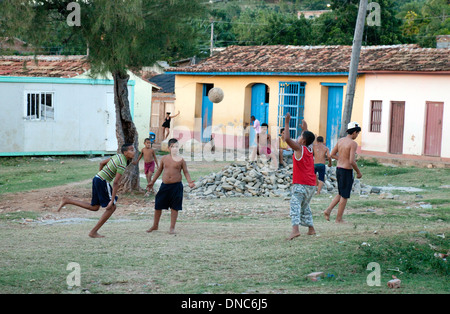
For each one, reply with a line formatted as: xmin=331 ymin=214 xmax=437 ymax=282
xmin=370 ymin=100 xmax=382 ymax=132
xmin=25 ymin=92 xmax=54 ymax=121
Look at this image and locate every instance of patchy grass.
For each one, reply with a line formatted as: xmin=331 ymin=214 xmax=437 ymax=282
xmin=0 ymin=157 xmax=449 ymax=294
xmin=0 ymin=156 xmax=100 ymax=195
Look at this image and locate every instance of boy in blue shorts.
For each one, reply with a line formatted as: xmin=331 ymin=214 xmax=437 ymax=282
xmin=57 ymin=143 xmax=136 ymax=238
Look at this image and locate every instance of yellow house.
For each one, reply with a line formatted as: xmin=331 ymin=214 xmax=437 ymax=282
xmin=168 ymin=45 xmax=364 ymax=153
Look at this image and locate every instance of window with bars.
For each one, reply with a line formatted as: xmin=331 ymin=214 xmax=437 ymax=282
xmin=370 ymin=100 xmax=382 ymax=133
xmin=277 ymin=82 xmax=306 ymax=140
xmin=25 ymin=92 xmax=54 ymax=121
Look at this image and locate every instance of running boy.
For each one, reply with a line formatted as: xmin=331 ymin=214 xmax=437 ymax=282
xmin=313 ymin=136 xmax=332 ymax=195
xmin=283 ymin=113 xmax=317 ymax=240
xmin=323 ymin=122 xmax=362 ymax=223
xmin=57 ymin=143 xmax=136 ymax=238
xmin=133 ymin=138 xmax=159 ymax=190
xmin=146 ymin=138 xmax=195 ymax=234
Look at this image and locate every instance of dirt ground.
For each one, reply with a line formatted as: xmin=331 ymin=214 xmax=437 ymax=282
xmin=0 ymin=179 xmax=150 ymax=217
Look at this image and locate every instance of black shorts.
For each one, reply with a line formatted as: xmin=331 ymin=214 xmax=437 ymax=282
xmin=336 ymin=167 xmax=354 ymax=199
xmin=155 ymin=182 xmax=183 ymax=211
xmin=314 ymin=163 xmax=326 ymax=182
xmin=91 ymin=176 xmax=118 ymax=208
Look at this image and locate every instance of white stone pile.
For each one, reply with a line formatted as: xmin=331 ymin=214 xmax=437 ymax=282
xmin=187 ymin=160 xmax=378 ymax=199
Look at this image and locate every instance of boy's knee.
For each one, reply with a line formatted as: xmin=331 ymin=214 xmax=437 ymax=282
xmin=106 ymin=205 xmax=116 ymax=212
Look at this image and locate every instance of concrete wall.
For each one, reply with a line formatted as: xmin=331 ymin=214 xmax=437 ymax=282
xmin=0 ymin=78 xmax=115 ymax=155
xmin=76 ymin=70 xmax=154 ymax=151
xmin=361 ymin=74 xmax=450 ymax=158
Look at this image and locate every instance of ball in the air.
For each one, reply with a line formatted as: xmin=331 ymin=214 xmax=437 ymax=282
xmin=208 ymin=87 xmax=224 ymax=103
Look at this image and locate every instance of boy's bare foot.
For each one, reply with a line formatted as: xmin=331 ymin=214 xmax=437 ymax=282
xmin=335 ymin=219 xmax=348 ymax=224
xmin=307 ymin=227 xmax=316 ymax=235
xmin=169 ymin=228 xmax=176 ymax=235
xmin=89 ymin=232 xmax=104 ymax=238
xmin=287 ymin=232 xmax=300 ymax=240
xmin=146 ymin=226 xmax=158 ymax=233
xmin=323 ymin=210 xmax=330 ymax=221
xmin=57 ymin=197 xmax=68 ymax=212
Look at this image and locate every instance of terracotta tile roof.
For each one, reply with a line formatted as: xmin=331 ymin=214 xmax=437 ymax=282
xmin=0 ymin=55 xmax=89 ymax=78
xmin=168 ymin=45 xmax=450 ymax=74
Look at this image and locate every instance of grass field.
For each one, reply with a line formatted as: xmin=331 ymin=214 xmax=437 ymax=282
xmin=0 ymin=156 xmax=449 ymax=294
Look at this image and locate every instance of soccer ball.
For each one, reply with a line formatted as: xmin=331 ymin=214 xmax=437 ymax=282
xmin=208 ymin=87 xmax=224 ymax=103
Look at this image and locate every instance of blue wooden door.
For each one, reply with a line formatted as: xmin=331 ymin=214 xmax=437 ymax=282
xmin=202 ymin=84 xmax=214 ymax=143
xmin=326 ymin=86 xmax=343 ymax=150
xmin=251 ymin=84 xmax=268 ymax=124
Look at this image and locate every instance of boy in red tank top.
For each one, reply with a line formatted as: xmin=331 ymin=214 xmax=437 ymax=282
xmin=283 ymin=113 xmax=317 ymax=240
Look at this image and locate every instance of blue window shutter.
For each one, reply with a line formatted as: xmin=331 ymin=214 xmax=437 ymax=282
xmin=277 ymin=82 xmax=306 ymax=139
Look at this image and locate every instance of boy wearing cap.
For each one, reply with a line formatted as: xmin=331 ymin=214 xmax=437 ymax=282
xmin=323 ymin=122 xmax=362 ymax=223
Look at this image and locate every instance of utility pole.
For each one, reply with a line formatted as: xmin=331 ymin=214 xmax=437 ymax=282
xmin=210 ymin=18 xmax=214 ymax=57
xmin=340 ymin=0 xmax=368 ymax=137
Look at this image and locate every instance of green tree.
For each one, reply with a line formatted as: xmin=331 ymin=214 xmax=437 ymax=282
xmin=1 ymin=0 xmax=205 ymax=191
xmin=312 ymin=0 xmax=404 ymax=45
xmin=417 ymin=0 xmax=450 ymax=47
xmin=232 ymin=7 xmax=313 ymax=45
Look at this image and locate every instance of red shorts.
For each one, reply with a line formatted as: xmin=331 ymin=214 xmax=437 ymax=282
xmin=144 ymin=161 xmax=155 ymax=174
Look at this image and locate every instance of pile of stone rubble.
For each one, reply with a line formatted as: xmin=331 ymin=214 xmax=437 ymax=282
xmin=187 ymin=160 xmax=381 ymax=199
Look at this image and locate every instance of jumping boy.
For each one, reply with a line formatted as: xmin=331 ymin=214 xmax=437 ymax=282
xmin=313 ymin=136 xmax=332 ymax=195
xmin=57 ymin=143 xmax=136 ymax=238
xmin=133 ymin=138 xmax=159 ymax=191
xmin=146 ymin=138 xmax=195 ymax=234
xmin=283 ymin=113 xmax=317 ymax=240
xmin=323 ymin=122 xmax=363 ymax=223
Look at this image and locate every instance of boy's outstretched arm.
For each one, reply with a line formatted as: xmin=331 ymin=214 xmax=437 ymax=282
xmin=330 ymin=144 xmax=339 ymax=160
xmin=181 ymin=159 xmax=195 ymax=188
xmin=152 ymin=150 xmax=159 ymax=167
xmin=350 ymin=142 xmax=362 ymax=179
xmin=147 ymin=158 xmax=164 ymax=191
xmin=282 ymin=113 xmax=302 ymax=151
xmin=301 ymin=119 xmax=308 ymax=132
xmin=132 ymin=152 xmax=143 ymax=165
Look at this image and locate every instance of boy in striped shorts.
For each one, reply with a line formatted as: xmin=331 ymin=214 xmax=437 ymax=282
xmin=57 ymin=143 xmax=136 ymax=238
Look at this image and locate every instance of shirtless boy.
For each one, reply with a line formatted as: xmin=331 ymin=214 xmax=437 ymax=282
xmin=146 ymin=138 xmax=195 ymax=234
xmin=133 ymin=138 xmax=159 ymax=190
xmin=313 ymin=136 xmax=332 ymax=194
xmin=323 ymin=122 xmax=362 ymax=223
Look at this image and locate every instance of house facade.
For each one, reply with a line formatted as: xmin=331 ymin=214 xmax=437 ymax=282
xmin=358 ymin=46 xmax=450 ymax=160
xmin=168 ymin=45 xmax=365 ymax=153
xmin=0 ymin=55 xmax=155 ymax=156
xmin=361 ymin=73 xmax=450 ymax=160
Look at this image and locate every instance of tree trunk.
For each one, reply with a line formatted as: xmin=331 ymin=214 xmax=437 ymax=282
xmin=113 ymin=71 xmax=141 ymax=192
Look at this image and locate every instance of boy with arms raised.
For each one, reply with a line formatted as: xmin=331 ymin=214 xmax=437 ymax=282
xmin=283 ymin=113 xmax=317 ymax=240
xmin=323 ymin=122 xmax=362 ymax=223
xmin=57 ymin=144 xmax=136 ymax=238
xmin=146 ymin=138 xmax=195 ymax=234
